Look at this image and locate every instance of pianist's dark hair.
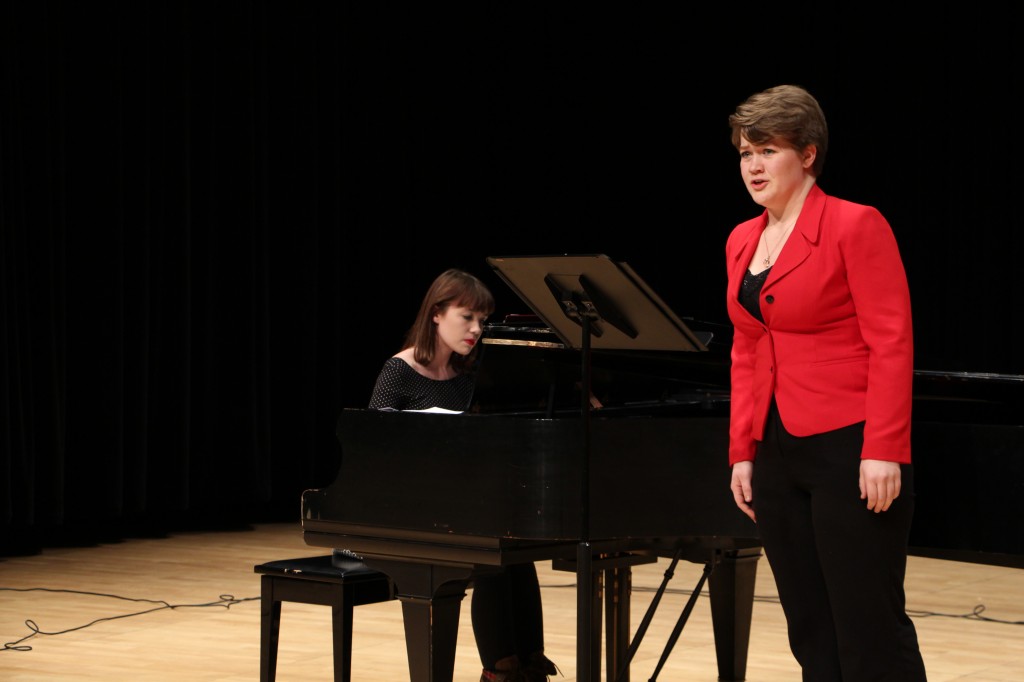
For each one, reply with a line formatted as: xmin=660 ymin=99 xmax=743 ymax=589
xmin=728 ymin=84 xmax=829 ymax=178
xmin=404 ymin=268 xmax=495 ymax=374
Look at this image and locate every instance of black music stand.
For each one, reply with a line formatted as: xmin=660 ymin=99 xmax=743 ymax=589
xmin=486 ymin=254 xmax=707 ymax=682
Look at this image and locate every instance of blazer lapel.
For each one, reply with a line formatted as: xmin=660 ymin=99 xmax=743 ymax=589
xmin=764 ymin=184 xmax=826 ymax=289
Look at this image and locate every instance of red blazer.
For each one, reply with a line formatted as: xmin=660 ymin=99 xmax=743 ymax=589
xmin=725 ymin=184 xmax=913 ymax=466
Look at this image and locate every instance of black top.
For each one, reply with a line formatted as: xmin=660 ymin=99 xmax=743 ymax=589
xmin=739 ymin=267 xmax=770 ymax=324
xmin=368 ymin=357 xmax=476 ymax=412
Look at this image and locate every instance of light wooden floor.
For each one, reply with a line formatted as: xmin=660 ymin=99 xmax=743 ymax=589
xmin=1 ymin=522 xmax=1022 ymax=681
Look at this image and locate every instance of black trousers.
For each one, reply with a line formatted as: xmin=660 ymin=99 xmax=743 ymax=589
xmin=753 ymin=405 xmax=927 ymax=681
xmin=470 ymin=562 xmax=545 ymax=669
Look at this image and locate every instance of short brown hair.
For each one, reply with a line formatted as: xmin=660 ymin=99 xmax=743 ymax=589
xmin=729 ymin=84 xmax=828 ymax=177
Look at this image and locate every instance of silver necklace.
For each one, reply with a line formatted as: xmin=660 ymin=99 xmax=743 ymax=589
xmin=761 ymin=223 xmax=795 ymax=266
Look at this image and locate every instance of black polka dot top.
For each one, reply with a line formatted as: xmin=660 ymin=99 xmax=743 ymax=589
xmin=368 ymin=357 xmax=476 ymax=412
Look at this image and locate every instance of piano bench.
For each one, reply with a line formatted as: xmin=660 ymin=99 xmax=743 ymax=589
xmin=254 ymin=552 xmax=395 ymax=682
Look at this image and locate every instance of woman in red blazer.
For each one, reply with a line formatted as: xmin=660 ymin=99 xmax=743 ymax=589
xmin=725 ymin=85 xmax=927 ymax=681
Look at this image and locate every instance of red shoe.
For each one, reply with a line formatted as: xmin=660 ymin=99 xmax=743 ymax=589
xmin=524 ymin=652 xmax=561 ymax=681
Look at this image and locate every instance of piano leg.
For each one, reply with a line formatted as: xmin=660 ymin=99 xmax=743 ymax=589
xmin=601 ymin=553 xmax=656 ymax=682
xmin=576 ymin=542 xmax=597 ymax=682
xmin=708 ymin=547 xmax=762 ymax=681
xmin=365 ymin=559 xmax=474 ymax=682
xmin=605 ymin=564 xmax=629 ymax=682
xmin=554 ymin=552 xmax=658 ymax=682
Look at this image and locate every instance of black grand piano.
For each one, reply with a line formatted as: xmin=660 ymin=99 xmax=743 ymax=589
xmin=302 ymin=255 xmax=1024 ymax=682
xmin=304 ymin=255 xmax=763 ymax=682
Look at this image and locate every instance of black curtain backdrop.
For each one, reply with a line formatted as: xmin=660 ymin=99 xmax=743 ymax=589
xmin=2 ymin=3 xmax=1021 ymax=552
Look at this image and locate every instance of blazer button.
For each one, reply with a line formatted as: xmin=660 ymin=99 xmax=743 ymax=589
xmin=765 ymin=295 xmax=775 ymax=304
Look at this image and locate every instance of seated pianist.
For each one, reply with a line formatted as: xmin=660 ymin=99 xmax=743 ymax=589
xmin=364 ymin=268 xmax=559 ymax=682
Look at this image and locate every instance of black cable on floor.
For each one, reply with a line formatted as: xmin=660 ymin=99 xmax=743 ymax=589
xmin=0 ymin=586 xmax=259 ymax=652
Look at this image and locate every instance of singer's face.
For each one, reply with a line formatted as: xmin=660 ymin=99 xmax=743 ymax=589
xmin=738 ymin=135 xmax=814 ymax=211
